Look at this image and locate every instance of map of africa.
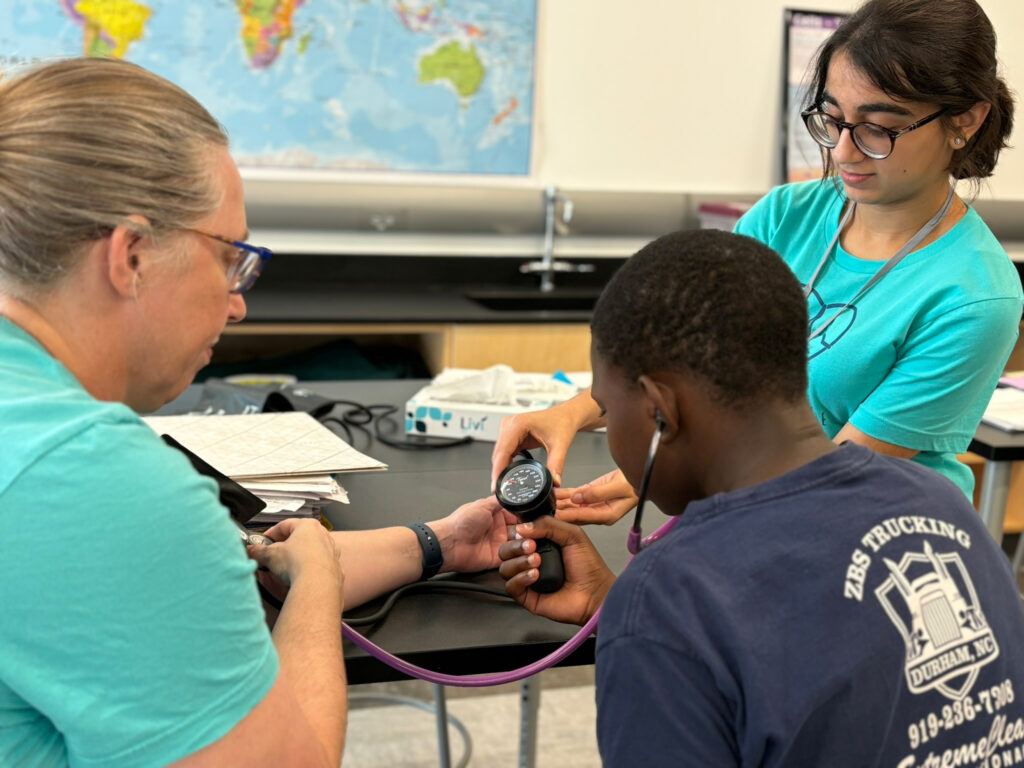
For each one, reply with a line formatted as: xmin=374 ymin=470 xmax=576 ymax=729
xmin=0 ymin=1 xmax=537 ymax=174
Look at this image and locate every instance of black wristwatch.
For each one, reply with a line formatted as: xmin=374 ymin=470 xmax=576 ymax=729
xmin=406 ymin=522 xmax=444 ymax=581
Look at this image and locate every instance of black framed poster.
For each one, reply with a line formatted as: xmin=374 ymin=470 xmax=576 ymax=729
xmin=782 ymin=9 xmax=848 ymax=183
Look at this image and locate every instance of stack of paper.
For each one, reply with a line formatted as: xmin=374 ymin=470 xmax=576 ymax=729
xmin=143 ymin=411 xmax=387 ymax=525
xmin=982 ymin=387 xmax=1024 ymax=432
xmin=238 ymin=474 xmax=350 ymax=525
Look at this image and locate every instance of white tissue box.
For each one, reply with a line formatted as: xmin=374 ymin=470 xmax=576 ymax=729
xmin=404 ymin=367 xmax=589 ymax=442
xmin=404 ymin=395 xmax=526 ymax=441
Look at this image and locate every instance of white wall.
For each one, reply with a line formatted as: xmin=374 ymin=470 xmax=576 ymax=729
xmin=244 ymin=0 xmax=1024 ymax=235
xmin=531 ymin=0 xmax=1023 ymax=198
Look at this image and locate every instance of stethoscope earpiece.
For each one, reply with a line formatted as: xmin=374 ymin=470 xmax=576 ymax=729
xmin=628 ymin=413 xmax=666 ymax=555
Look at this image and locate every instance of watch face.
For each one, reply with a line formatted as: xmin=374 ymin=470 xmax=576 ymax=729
xmin=499 ymin=463 xmax=546 ymax=505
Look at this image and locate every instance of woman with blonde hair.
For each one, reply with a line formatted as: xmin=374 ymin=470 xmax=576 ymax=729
xmin=0 ymin=57 xmax=508 ymax=767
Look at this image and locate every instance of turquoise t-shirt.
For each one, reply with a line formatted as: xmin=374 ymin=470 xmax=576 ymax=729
xmin=0 ymin=319 xmax=278 ymax=767
xmin=735 ymin=181 xmax=1023 ymax=498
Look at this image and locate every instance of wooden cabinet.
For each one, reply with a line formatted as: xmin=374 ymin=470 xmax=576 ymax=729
xmin=219 ymin=322 xmax=592 ymax=376
xmin=446 ymin=324 xmax=591 ymax=371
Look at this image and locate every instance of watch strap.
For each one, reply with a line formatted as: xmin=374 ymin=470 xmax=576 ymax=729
xmin=406 ymin=522 xmax=443 ymax=581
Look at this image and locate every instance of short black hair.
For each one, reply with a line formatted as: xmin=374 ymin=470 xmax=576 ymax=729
xmin=591 ymin=229 xmax=808 ymax=407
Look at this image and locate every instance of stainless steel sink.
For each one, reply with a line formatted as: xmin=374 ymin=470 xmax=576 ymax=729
xmin=464 ymin=289 xmax=601 ymax=312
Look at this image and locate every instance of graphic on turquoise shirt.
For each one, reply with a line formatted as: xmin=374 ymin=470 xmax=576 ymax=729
xmin=807 ymin=287 xmax=857 ymax=360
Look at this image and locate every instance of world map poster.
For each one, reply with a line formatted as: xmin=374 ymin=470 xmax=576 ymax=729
xmin=0 ymin=1 xmax=538 ymax=174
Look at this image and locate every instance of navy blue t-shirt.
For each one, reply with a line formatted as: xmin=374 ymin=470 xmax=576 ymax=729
xmin=596 ymin=443 xmax=1024 ymax=767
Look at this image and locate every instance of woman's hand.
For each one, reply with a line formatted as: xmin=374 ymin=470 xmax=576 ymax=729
xmin=555 ymin=469 xmax=638 ymax=525
xmin=246 ymin=518 xmax=344 ymax=598
xmin=498 ymin=516 xmax=616 ymax=626
xmin=490 ymin=388 xmax=605 ymax=492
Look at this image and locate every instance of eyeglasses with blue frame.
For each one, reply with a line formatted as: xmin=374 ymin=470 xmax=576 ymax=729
xmin=186 ymin=228 xmax=273 ymax=294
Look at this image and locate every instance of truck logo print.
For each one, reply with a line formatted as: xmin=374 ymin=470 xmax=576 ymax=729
xmin=875 ymin=541 xmax=998 ymax=700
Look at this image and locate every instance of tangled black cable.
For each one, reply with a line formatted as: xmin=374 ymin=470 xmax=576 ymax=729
xmin=317 ymin=399 xmax=472 ymax=451
xmin=253 ymin=397 xmax=496 ymax=623
xmin=342 ymin=578 xmax=512 ymax=626
xmin=257 ymin=575 xmax=511 ymax=625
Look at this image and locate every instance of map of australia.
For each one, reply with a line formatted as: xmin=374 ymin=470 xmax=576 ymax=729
xmin=1 ymin=1 xmax=537 ymax=174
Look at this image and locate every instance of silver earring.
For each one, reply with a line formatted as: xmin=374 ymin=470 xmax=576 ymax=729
xmin=954 ymin=137 xmax=964 ymax=146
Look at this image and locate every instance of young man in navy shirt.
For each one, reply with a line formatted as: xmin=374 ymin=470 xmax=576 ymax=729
xmin=499 ymin=229 xmax=1024 ymax=767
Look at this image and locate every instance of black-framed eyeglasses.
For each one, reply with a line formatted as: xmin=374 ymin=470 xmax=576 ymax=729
xmin=186 ymin=228 xmax=273 ymax=294
xmin=801 ymin=107 xmax=947 ymax=160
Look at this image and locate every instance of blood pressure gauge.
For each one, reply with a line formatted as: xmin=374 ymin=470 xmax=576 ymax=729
xmin=496 ymin=454 xmax=556 ymax=520
xmin=495 ymin=452 xmax=564 ymax=593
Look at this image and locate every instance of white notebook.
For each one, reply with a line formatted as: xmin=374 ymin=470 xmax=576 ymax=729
xmin=981 ymin=387 xmax=1024 ymax=432
xmin=144 ymin=411 xmax=388 ymax=478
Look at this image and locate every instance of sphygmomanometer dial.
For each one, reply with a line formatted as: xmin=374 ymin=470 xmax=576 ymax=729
xmin=495 ymin=453 xmax=555 ymax=521
xmin=499 ymin=463 xmax=546 ymax=504
xmin=494 ymin=452 xmax=563 ymax=592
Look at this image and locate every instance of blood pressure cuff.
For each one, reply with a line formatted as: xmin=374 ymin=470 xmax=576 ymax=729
xmin=261 ymin=386 xmax=336 ymax=418
xmin=176 ymin=378 xmax=337 ymax=419
xmin=161 ymin=434 xmax=266 ymax=524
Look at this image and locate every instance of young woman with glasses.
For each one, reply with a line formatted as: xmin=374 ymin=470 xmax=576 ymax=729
xmin=491 ymin=0 xmax=1021 ymax=520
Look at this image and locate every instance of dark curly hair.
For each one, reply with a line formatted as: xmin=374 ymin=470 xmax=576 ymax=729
xmin=591 ymin=230 xmax=808 ymax=407
xmin=807 ymin=0 xmax=1014 ymax=189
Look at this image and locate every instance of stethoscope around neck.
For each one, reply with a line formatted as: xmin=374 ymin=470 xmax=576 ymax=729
xmin=626 ymin=186 xmax=958 ymax=554
xmin=806 ymin=184 xmax=955 ymax=342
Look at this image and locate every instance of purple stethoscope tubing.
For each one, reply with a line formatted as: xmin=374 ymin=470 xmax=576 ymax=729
xmin=340 ymin=521 xmax=676 ymax=687
xmin=344 ymin=186 xmax=957 ymax=687
xmin=342 ymin=418 xmax=673 ymax=687
xmin=342 ymin=603 xmax=599 ymax=688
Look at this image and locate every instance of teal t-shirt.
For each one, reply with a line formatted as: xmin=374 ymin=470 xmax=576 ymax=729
xmin=0 ymin=319 xmax=278 ymax=767
xmin=735 ymin=181 xmax=1023 ymax=498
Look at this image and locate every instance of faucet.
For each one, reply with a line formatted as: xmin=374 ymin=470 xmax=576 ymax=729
xmin=520 ymin=185 xmax=594 ymax=292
